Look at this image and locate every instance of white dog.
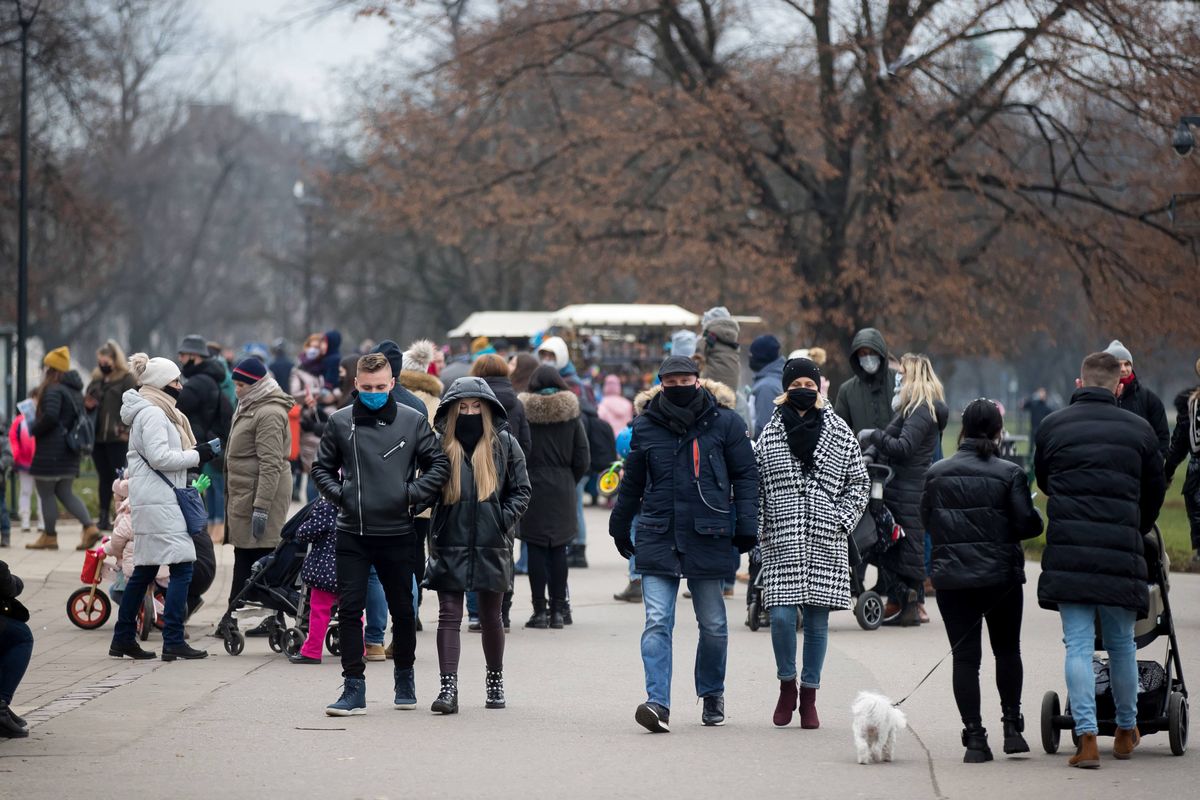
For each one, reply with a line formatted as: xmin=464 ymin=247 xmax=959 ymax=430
xmin=851 ymin=691 xmax=907 ymax=764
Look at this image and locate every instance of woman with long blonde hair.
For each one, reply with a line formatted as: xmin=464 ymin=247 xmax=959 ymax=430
xmin=861 ymin=353 xmax=948 ymax=626
xmin=424 ymin=378 xmax=531 ymax=714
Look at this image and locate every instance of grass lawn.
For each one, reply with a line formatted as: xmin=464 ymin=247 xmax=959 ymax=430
xmin=939 ymin=423 xmax=1196 ymax=573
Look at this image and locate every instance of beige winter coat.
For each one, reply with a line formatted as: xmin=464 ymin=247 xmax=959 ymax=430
xmin=223 ymin=385 xmax=295 ymax=549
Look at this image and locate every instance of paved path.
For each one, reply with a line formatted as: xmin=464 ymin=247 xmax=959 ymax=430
xmin=2 ymin=509 xmax=1197 ymax=799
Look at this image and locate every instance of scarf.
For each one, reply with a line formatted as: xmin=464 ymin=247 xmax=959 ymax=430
xmin=139 ymin=385 xmax=196 ymax=449
xmin=650 ymin=388 xmax=708 ymax=437
xmin=1120 ymin=372 xmax=1136 ymax=388
xmin=231 ymin=376 xmax=283 ymax=428
xmin=779 ymin=403 xmax=824 ymax=473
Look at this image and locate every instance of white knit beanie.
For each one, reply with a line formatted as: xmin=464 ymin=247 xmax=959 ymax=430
xmin=129 ymin=352 xmax=181 ymax=389
xmin=1105 ymin=339 xmax=1133 ymax=364
xmin=402 ymin=339 xmax=438 ymax=373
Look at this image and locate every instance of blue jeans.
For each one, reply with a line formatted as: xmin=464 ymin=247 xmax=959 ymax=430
xmin=365 ymin=567 xmax=387 ymax=646
xmin=466 ymin=591 xmax=479 ymax=620
xmin=204 ymin=469 xmax=225 ymax=523
xmin=628 ymin=516 xmax=640 ymax=580
xmin=1060 ymin=603 xmax=1138 ymax=734
xmin=574 ymin=477 xmax=588 ymax=545
xmin=515 ymin=541 xmax=528 ymax=574
xmin=640 ymin=575 xmax=727 ymax=708
xmin=768 ymin=605 xmax=830 ymax=688
xmin=113 ymin=562 xmax=193 ymax=648
xmin=0 ymin=619 xmax=34 ymax=704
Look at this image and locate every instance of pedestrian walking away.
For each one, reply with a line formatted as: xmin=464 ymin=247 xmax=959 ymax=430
xmin=85 ymin=339 xmax=138 ymax=530
xmin=109 ymin=353 xmax=218 ymax=662
xmin=922 ymin=399 xmax=1044 ymax=762
xmin=311 ymin=352 xmax=450 ymax=717
xmin=517 ymin=366 xmax=589 ymax=629
xmin=1035 ymin=351 xmax=1167 ymax=768
xmin=26 ymin=347 xmax=100 ymax=552
xmin=1165 ymin=357 xmax=1200 ymax=562
xmin=425 ymin=378 xmax=531 ymax=713
xmin=754 ymin=357 xmax=869 ymax=730
xmin=609 ymin=355 xmax=759 ymax=732
xmin=860 ymin=353 xmax=948 ymax=626
xmin=7 ymin=397 xmax=37 ymax=536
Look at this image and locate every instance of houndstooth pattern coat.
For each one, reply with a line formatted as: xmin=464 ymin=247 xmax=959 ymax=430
xmin=754 ymin=406 xmax=870 ymax=610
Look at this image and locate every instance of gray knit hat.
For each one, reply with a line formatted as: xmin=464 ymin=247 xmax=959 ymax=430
xmin=670 ymin=330 xmax=698 ymax=358
xmin=1105 ymin=339 xmax=1133 ymax=364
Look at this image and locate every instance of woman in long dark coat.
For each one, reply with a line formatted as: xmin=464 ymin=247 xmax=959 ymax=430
xmin=425 ymin=378 xmax=531 ymax=714
xmin=517 ymin=366 xmax=589 ymax=629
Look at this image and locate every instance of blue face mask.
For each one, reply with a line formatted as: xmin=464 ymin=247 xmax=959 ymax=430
xmin=359 ymin=391 xmax=390 ymax=411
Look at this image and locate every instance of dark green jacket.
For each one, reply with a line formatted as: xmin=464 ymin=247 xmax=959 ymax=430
xmin=833 ymin=328 xmax=896 ymax=435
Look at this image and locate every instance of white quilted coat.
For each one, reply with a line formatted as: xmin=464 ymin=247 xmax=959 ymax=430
xmin=754 ymin=406 xmax=870 ymax=610
xmin=120 ymin=390 xmax=200 ymax=567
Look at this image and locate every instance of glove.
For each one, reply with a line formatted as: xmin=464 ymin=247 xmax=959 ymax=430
xmin=195 ymin=442 xmax=217 ymax=464
xmin=191 ymin=474 xmax=212 ymax=493
xmin=613 ymin=532 xmax=636 ymax=560
xmin=857 ymin=428 xmax=878 ymax=447
xmin=251 ymin=508 xmax=268 ymax=541
xmin=733 ymin=534 xmax=757 ymax=554
xmin=861 ymin=454 xmax=875 ymax=467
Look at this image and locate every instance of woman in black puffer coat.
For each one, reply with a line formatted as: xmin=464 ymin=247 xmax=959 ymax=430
xmin=921 ymin=400 xmax=1043 ymax=763
xmin=425 ymin=378 xmax=531 ymax=713
xmin=862 ymin=353 xmax=948 ymax=624
xmin=517 ymin=366 xmax=589 ymax=629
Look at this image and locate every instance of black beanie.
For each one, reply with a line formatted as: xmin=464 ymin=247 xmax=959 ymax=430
xmin=782 ymin=357 xmax=821 ymax=388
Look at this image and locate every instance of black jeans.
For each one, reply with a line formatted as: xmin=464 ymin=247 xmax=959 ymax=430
xmin=92 ymin=441 xmax=128 ymax=526
xmin=0 ymin=618 xmax=34 ymax=704
xmin=936 ymin=584 xmax=1024 ymax=726
xmin=228 ymin=547 xmax=274 ymax=607
xmin=526 ymin=543 xmax=568 ymax=605
xmin=336 ymin=532 xmax=418 ymax=679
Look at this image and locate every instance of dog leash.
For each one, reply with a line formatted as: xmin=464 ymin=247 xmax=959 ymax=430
xmin=891 ymin=583 xmax=1019 ymax=708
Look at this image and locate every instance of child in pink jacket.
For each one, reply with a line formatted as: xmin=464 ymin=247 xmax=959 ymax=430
xmin=8 ymin=398 xmax=37 ymax=532
xmin=103 ymin=477 xmax=167 ymax=596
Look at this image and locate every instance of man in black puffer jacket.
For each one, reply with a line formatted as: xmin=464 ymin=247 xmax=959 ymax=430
xmin=609 ymin=356 xmax=758 ymax=732
xmin=1035 ymin=351 xmax=1167 ymax=768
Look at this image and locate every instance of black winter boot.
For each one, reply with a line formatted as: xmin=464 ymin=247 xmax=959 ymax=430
xmin=562 ymin=600 xmax=573 ymax=625
xmin=962 ymin=723 xmax=994 ymax=763
xmin=567 ymin=545 xmax=588 ymax=568
xmin=525 ymin=599 xmax=549 ymax=629
xmin=485 ymin=668 xmax=506 ymax=709
xmin=1002 ymin=710 xmax=1030 ymax=754
xmin=549 ymin=600 xmax=565 ymax=629
xmin=431 ymin=673 xmax=458 ymax=715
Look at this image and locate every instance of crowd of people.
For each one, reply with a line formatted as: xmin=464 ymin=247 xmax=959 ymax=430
xmin=0 ymin=317 xmax=1196 ymax=776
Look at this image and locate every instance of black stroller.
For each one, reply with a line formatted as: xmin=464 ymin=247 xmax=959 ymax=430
xmin=221 ymin=502 xmax=311 ymax=656
xmin=1040 ymin=527 xmax=1189 ymax=756
xmin=848 ymin=463 xmax=903 ymax=631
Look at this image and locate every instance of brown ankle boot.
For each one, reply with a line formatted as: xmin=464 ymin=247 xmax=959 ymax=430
xmin=798 ymin=687 xmax=820 ymax=729
xmin=1069 ymin=733 xmax=1100 ymax=768
xmin=1113 ymin=726 xmax=1140 ymax=759
xmin=772 ymin=679 xmax=798 ymax=727
xmin=26 ymin=532 xmax=59 ymax=550
xmin=76 ymin=525 xmax=102 ymax=551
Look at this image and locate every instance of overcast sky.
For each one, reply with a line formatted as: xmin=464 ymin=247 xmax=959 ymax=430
xmin=196 ymin=0 xmax=399 ymax=121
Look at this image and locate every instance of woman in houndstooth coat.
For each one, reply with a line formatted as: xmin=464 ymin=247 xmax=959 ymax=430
xmin=754 ymin=357 xmax=869 ymax=729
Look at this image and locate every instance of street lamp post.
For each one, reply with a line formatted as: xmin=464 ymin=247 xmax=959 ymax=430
xmin=15 ymin=4 xmax=35 ymax=401
xmin=293 ymin=180 xmax=318 ymax=336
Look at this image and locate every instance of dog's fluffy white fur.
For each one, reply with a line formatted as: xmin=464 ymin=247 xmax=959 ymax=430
xmin=851 ymin=691 xmax=907 ymax=764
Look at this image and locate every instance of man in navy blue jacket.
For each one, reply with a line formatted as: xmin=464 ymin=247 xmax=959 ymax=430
xmin=610 ymin=356 xmax=758 ymax=732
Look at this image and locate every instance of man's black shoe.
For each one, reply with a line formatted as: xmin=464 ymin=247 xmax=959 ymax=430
xmin=635 ymin=702 xmax=671 ymax=733
xmin=109 ymin=640 xmax=156 ymax=660
xmin=162 ymin=644 xmax=209 ymax=661
xmin=244 ymin=619 xmax=272 ymax=637
xmin=0 ymin=702 xmax=28 ymax=738
xmin=702 ymin=695 xmax=726 ymax=727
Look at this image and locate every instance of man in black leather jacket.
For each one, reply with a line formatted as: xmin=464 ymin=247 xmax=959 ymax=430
xmin=311 ymin=353 xmax=450 ymax=717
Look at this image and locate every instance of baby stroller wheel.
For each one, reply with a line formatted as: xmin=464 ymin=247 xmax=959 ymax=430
xmin=268 ymin=628 xmax=284 ymax=654
xmin=325 ymin=625 xmax=340 ymax=656
xmin=283 ymin=628 xmax=305 ymax=657
xmin=224 ymin=629 xmax=245 ymax=656
xmin=138 ymin=590 xmax=155 ymax=641
xmin=1040 ymin=691 xmax=1061 ymax=754
xmin=1169 ymin=691 xmax=1189 ymax=755
xmin=66 ymin=587 xmax=111 ymax=629
xmin=854 ymin=591 xmax=884 ymax=631
xmin=747 ymin=595 xmax=762 ymax=632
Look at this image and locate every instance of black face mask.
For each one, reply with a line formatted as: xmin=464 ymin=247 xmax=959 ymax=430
xmin=99 ymin=364 xmax=113 ymax=375
xmin=454 ymin=414 xmax=484 ymax=452
xmin=787 ymin=388 xmax=818 ymax=411
xmin=162 ymin=385 xmax=181 ymax=400
xmin=662 ymin=384 xmax=699 ymax=407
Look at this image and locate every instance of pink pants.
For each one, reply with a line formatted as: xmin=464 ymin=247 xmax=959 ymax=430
xmin=301 ymin=588 xmax=337 ymax=660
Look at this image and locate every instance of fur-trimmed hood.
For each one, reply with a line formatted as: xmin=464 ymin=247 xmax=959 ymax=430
xmin=519 ymin=389 xmax=581 ymax=424
xmin=634 ymin=379 xmax=736 ymax=416
xmin=400 ymin=369 xmax=444 ymax=398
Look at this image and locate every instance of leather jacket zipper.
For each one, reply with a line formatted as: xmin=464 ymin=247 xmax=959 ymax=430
xmin=382 ymin=439 xmax=407 ymax=460
xmin=351 ymin=421 xmax=364 ymax=536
